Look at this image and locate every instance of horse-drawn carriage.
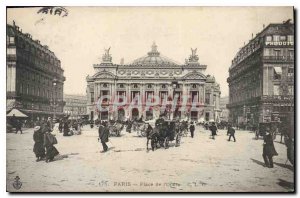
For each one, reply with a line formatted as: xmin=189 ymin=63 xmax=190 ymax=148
xmin=108 ymin=122 xmax=124 ymax=137
xmin=145 ymin=119 xmax=184 ymax=151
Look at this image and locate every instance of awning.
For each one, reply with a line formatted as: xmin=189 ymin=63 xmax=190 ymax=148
xmin=274 ymin=67 xmax=282 ymax=74
xmin=7 ymin=108 xmax=28 ymax=118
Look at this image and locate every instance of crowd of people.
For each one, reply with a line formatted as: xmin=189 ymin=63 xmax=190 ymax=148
xmin=25 ymin=114 xmax=294 ymax=168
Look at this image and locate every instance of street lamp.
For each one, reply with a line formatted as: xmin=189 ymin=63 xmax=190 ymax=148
xmin=170 ymin=78 xmax=178 ymax=120
xmin=52 ymin=78 xmax=58 ymax=121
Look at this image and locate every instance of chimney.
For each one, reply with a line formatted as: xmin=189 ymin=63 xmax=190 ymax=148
xmin=263 ymin=24 xmax=265 ymax=28
xmin=120 ymin=58 xmax=124 ymax=65
xmin=252 ymin=33 xmax=253 ymax=38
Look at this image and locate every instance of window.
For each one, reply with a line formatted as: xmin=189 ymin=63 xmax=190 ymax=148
xmin=288 ymin=85 xmax=294 ymax=95
xmin=288 ymin=50 xmax=294 ymax=59
xmin=280 ymin=36 xmax=286 ymax=41
xmin=264 ymin=48 xmax=271 ymax=56
xmin=266 ymin=36 xmax=272 ymax=42
xmin=273 ymin=35 xmax=280 ymax=42
xmin=274 ymin=49 xmax=281 ymax=57
xmin=7 ymin=48 xmax=16 ymax=55
xmin=288 ymin=67 xmax=294 ymax=77
xmin=205 ymin=93 xmax=210 ymax=104
xmin=162 ymin=84 xmax=166 ymax=89
xmin=147 ymin=84 xmax=152 ymax=88
xmin=119 ymin=84 xmax=124 ymax=88
xmin=9 ymin=37 xmax=15 ymax=44
xmin=91 ymin=92 xmax=94 ymax=103
xmin=192 ymin=84 xmax=197 ymax=88
xmin=273 ymin=67 xmax=282 ymax=80
xmin=273 ymin=85 xmax=280 ymax=95
xmin=103 ymin=83 xmax=108 ymax=88
xmin=133 ymin=84 xmax=138 ymax=88
xmin=287 ymin=35 xmax=294 ymax=42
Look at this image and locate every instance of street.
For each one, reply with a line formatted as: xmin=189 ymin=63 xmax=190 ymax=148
xmin=6 ymin=125 xmax=294 ymax=192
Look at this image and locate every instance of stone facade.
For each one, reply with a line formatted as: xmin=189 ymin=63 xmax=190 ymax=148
xmin=6 ymin=22 xmax=65 ymax=120
xmin=64 ymin=94 xmax=88 ymax=119
xmin=227 ymin=20 xmax=294 ymax=126
xmin=86 ymin=43 xmax=221 ymax=122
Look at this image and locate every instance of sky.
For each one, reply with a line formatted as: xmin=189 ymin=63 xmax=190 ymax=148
xmin=7 ymin=7 xmax=293 ymax=97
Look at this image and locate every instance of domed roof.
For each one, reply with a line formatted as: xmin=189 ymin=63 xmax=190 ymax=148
xmin=129 ymin=42 xmax=179 ymax=66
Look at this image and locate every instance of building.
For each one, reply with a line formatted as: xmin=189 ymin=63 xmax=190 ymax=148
xmin=6 ymin=21 xmax=65 ymax=121
xmin=227 ymin=20 xmax=294 ymax=126
xmin=86 ymin=42 xmax=221 ymax=122
xmin=63 ymin=94 xmax=88 ymax=119
xmin=219 ymin=96 xmax=229 ymax=122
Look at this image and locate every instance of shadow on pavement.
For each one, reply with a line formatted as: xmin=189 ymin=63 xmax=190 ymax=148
xmin=277 ymin=179 xmax=294 ymax=191
xmin=250 ymin=158 xmax=266 ymax=167
xmin=273 ymin=162 xmax=294 ymax=172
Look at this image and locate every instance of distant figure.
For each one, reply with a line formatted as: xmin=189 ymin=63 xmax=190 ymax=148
xmin=90 ymin=120 xmax=94 ymax=129
xmin=63 ymin=120 xmax=70 ymax=136
xmin=15 ymin=120 xmax=23 ymax=134
xmin=43 ymin=130 xmax=59 ymax=163
xmin=227 ymin=124 xmax=236 ymax=142
xmin=58 ymin=119 xmax=63 ymax=133
xmin=46 ymin=117 xmax=53 ymax=131
xmin=189 ymin=122 xmax=195 ymax=138
xmin=262 ymin=128 xmax=278 ymax=168
xmin=209 ymin=122 xmax=218 ymax=140
xmin=33 ymin=126 xmax=45 ymax=162
xmin=98 ymin=122 xmax=109 ymax=153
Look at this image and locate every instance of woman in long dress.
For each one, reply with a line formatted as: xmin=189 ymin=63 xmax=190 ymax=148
xmin=33 ymin=126 xmax=45 ymax=162
xmin=44 ymin=130 xmax=59 ymax=163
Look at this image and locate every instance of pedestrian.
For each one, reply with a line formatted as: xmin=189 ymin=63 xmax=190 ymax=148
xmin=43 ymin=129 xmax=59 ymax=163
xmin=262 ymin=128 xmax=278 ymax=168
xmin=227 ymin=124 xmax=236 ymax=142
xmin=33 ymin=126 xmax=45 ymax=162
xmin=15 ymin=119 xmax=23 ymax=134
xmin=98 ymin=122 xmax=109 ymax=152
xmin=46 ymin=117 xmax=53 ymax=131
xmin=189 ymin=121 xmax=195 ymax=138
xmin=209 ymin=122 xmax=218 ymax=140
xmin=63 ymin=120 xmax=70 ymax=136
xmin=58 ymin=119 xmax=63 ymax=133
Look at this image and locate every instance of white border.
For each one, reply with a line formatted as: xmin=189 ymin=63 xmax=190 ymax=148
xmin=1 ymin=1 xmax=298 ymax=198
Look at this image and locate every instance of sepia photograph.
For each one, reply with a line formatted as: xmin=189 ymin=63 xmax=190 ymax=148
xmin=5 ymin=6 xmax=294 ymax=192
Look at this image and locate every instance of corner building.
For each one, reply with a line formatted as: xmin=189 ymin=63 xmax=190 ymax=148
xmin=6 ymin=22 xmax=65 ymax=120
xmin=227 ymin=20 xmax=294 ymax=126
xmin=86 ymin=43 xmax=221 ymax=122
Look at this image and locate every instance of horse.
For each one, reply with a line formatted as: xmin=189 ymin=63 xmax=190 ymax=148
xmin=146 ymin=121 xmax=178 ymax=151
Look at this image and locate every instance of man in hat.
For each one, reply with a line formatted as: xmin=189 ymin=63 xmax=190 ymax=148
xmin=98 ymin=122 xmax=109 ymax=152
xmin=262 ymin=128 xmax=278 ymax=168
xmin=209 ymin=122 xmax=218 ymax=140
xmin=227 ymin=124 xmax=236 ymax=142
xmin=189 ymin=121 xmax=195 ymax=138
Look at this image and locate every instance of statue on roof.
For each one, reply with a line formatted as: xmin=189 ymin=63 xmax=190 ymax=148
xmin=187 ymin=48 xmax=199 ymax=64
xmin=102 ymin=47 xmax=112 ymax=63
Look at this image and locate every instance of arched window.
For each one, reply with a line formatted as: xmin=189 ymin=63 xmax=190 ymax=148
xmin=147 ymin=84 xmax=152 ymax=88
xmin=162 ymin=84 xmax=166 ymax=88
xmin=192 ymin=84 xmax=197 ymax=88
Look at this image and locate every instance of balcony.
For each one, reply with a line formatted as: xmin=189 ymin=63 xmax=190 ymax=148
xmin=263 ymin=56 xmax=294 ymax=62
xmin=261 ymin=95 xmax=294 ymax=102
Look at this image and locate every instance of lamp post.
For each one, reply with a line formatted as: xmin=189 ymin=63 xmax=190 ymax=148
xmin=170 ymin=78 xmax=178 ymax=120
xmin=52 ymin=78 xmax=58 ymax=121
